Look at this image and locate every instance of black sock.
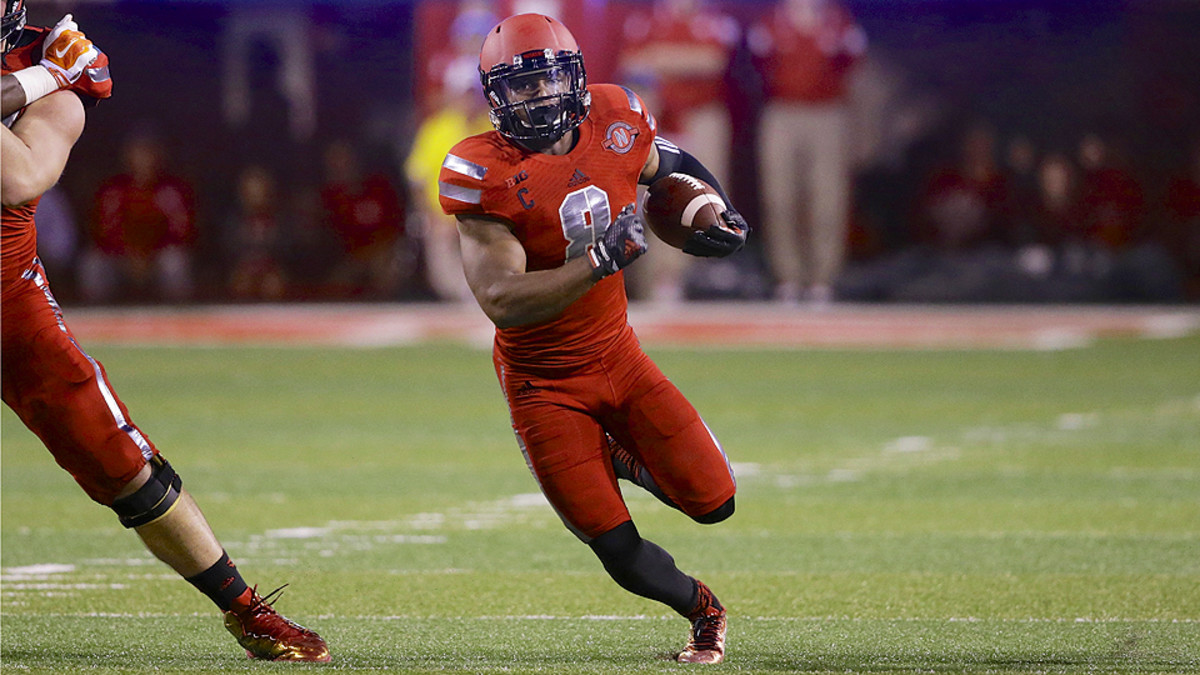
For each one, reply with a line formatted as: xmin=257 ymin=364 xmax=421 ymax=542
xmin=185 ymin=550 xmax=249 ymax=611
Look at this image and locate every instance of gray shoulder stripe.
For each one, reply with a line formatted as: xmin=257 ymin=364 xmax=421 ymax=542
xmin=443 ymin=153 xmax=488 ymax=180
xmin=438 ymin=181 xmax=482 ymax=205
xmin=618 ymin=85 xmax=643 ymax=114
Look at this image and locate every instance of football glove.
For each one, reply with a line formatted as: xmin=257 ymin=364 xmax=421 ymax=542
xmin=68 ymin=48 xmax=112 ymax=102
xmin=682 ymin=208 xmax=748 ymax=257
xmin=589 ymin=204 xmax=648 ymax=280
xmin=40 ymin=15 xmax=100 ymax=88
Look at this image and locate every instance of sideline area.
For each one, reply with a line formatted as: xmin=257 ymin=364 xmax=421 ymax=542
xmin=60 ymin=303 xmax=1200 ymax=350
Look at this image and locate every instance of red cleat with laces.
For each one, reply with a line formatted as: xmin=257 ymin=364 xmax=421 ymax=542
xmin=223 ymin=585 xmax=330 ymax=662
xmin=677 ymin=581 xmax=726 ymax=664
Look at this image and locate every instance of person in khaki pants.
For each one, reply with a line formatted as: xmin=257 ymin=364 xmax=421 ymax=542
xmin=617 ymin=0 xmax=739 ymax=303
xmin=749 ymin=0 xmax=866 ymax=305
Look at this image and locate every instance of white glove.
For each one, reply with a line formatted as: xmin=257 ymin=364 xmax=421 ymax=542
xmin=40 ymin=14 xmax=100 ymax=87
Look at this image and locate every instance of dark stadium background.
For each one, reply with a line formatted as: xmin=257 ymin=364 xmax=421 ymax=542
xmin=19 ymin=0 xmax=1200 ymax=303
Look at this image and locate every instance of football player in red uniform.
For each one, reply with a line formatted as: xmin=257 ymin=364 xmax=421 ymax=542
xmin=439 ymin=13 xmax=748 ymax=664
xmin=1 ymin=2 xmax=328 ymax=661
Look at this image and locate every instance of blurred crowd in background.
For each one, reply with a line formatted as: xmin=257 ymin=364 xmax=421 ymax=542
xmin=25 ymin=0 xmax=1200 ymax=307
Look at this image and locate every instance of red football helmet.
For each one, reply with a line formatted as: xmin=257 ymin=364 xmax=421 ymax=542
xmin=1 ymin=0 xmax=26 ymax=55
xmin=478 ymin=13 xmax=589 ymax=143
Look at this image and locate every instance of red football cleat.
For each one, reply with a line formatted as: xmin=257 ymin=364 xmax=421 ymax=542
xmin=223 ymin=585 xmax=330 ymax=662
xmin=677 ymin=581 xmax=726 ymax=664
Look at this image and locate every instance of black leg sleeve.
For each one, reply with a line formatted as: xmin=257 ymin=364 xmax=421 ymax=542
xmin=588 ymin=521 xmax=698 ymax=616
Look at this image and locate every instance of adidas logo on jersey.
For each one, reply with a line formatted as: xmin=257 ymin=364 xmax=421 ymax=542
xmin=567 ymin=169 xmax=590 ymax=187
xmin=514 ymin=380 xmax=541 ymax=398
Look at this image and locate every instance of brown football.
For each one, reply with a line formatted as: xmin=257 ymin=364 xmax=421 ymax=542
xmin=643 ymin=173 xmax=725 ymax=249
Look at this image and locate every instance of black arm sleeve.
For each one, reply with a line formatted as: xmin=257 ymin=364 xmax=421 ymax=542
xmin=642 ymin=137 xmax=733 ymax=208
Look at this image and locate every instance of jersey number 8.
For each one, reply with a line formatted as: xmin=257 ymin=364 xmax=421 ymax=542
xmin=558 ymin=186 xmax=612 ymax=263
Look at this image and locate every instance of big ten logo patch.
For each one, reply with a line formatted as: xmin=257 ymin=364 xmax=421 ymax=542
xmin=506 ymin=170 xmax=529 ymax=188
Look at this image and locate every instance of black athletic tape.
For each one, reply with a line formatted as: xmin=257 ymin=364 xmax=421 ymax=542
xmin=111 ymin=456 xmax=183 ymax=528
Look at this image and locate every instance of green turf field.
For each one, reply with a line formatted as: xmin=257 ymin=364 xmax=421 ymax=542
xmin=3 ymin=336 xmax=1198 ymax=673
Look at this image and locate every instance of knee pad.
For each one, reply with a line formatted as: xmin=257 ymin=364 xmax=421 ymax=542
xmin=692 ymin=496 xmax=734 ymax=525
xmin=110 ymin=455 xmax=183 ymax=528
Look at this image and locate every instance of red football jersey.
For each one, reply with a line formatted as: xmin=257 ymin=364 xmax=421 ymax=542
xmin=439 ymin=84 xmax=657 ymax=369
xmin=1 ymin=27 xmax=51 ymax=294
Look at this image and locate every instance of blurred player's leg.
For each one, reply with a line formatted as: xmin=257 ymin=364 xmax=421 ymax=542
xmin=131 ymin=491 xmax=223 ymax=575
xmin=807 ymin=105 xmax=851 ymax=303
xmin=759 ymin=104 xmax=806 ymax=302
xmin=116 ymin=457 xmax=329 ymax=661
xmin=1 ymin=264 xmax=329 ymax=662
xmin=154 ymin=245 xmax=194 ymax=303
xmin=119 ymin=459 xmax=330 ymax=662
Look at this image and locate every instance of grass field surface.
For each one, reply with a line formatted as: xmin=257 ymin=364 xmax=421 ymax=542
xmin=2 ymin=308 xmax=1198 ymax=673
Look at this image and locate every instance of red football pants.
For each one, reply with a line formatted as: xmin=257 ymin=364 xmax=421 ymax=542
xmin=2 ymin=259 xmax=157 ymax=505
xmin=494 ymin=329 xmax=736 ymax=542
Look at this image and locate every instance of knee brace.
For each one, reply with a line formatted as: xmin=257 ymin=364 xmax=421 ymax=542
xmin=110 ymin=455 xmax=183 ymax=528
xmin=692 ymin=496 xmax=734 ymax=525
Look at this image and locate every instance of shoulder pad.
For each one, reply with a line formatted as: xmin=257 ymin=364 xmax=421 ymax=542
xmin=438 ymin=134 xmax=507 ymax=213
xmin=590 ymin=83 xmax=656 ymax=132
